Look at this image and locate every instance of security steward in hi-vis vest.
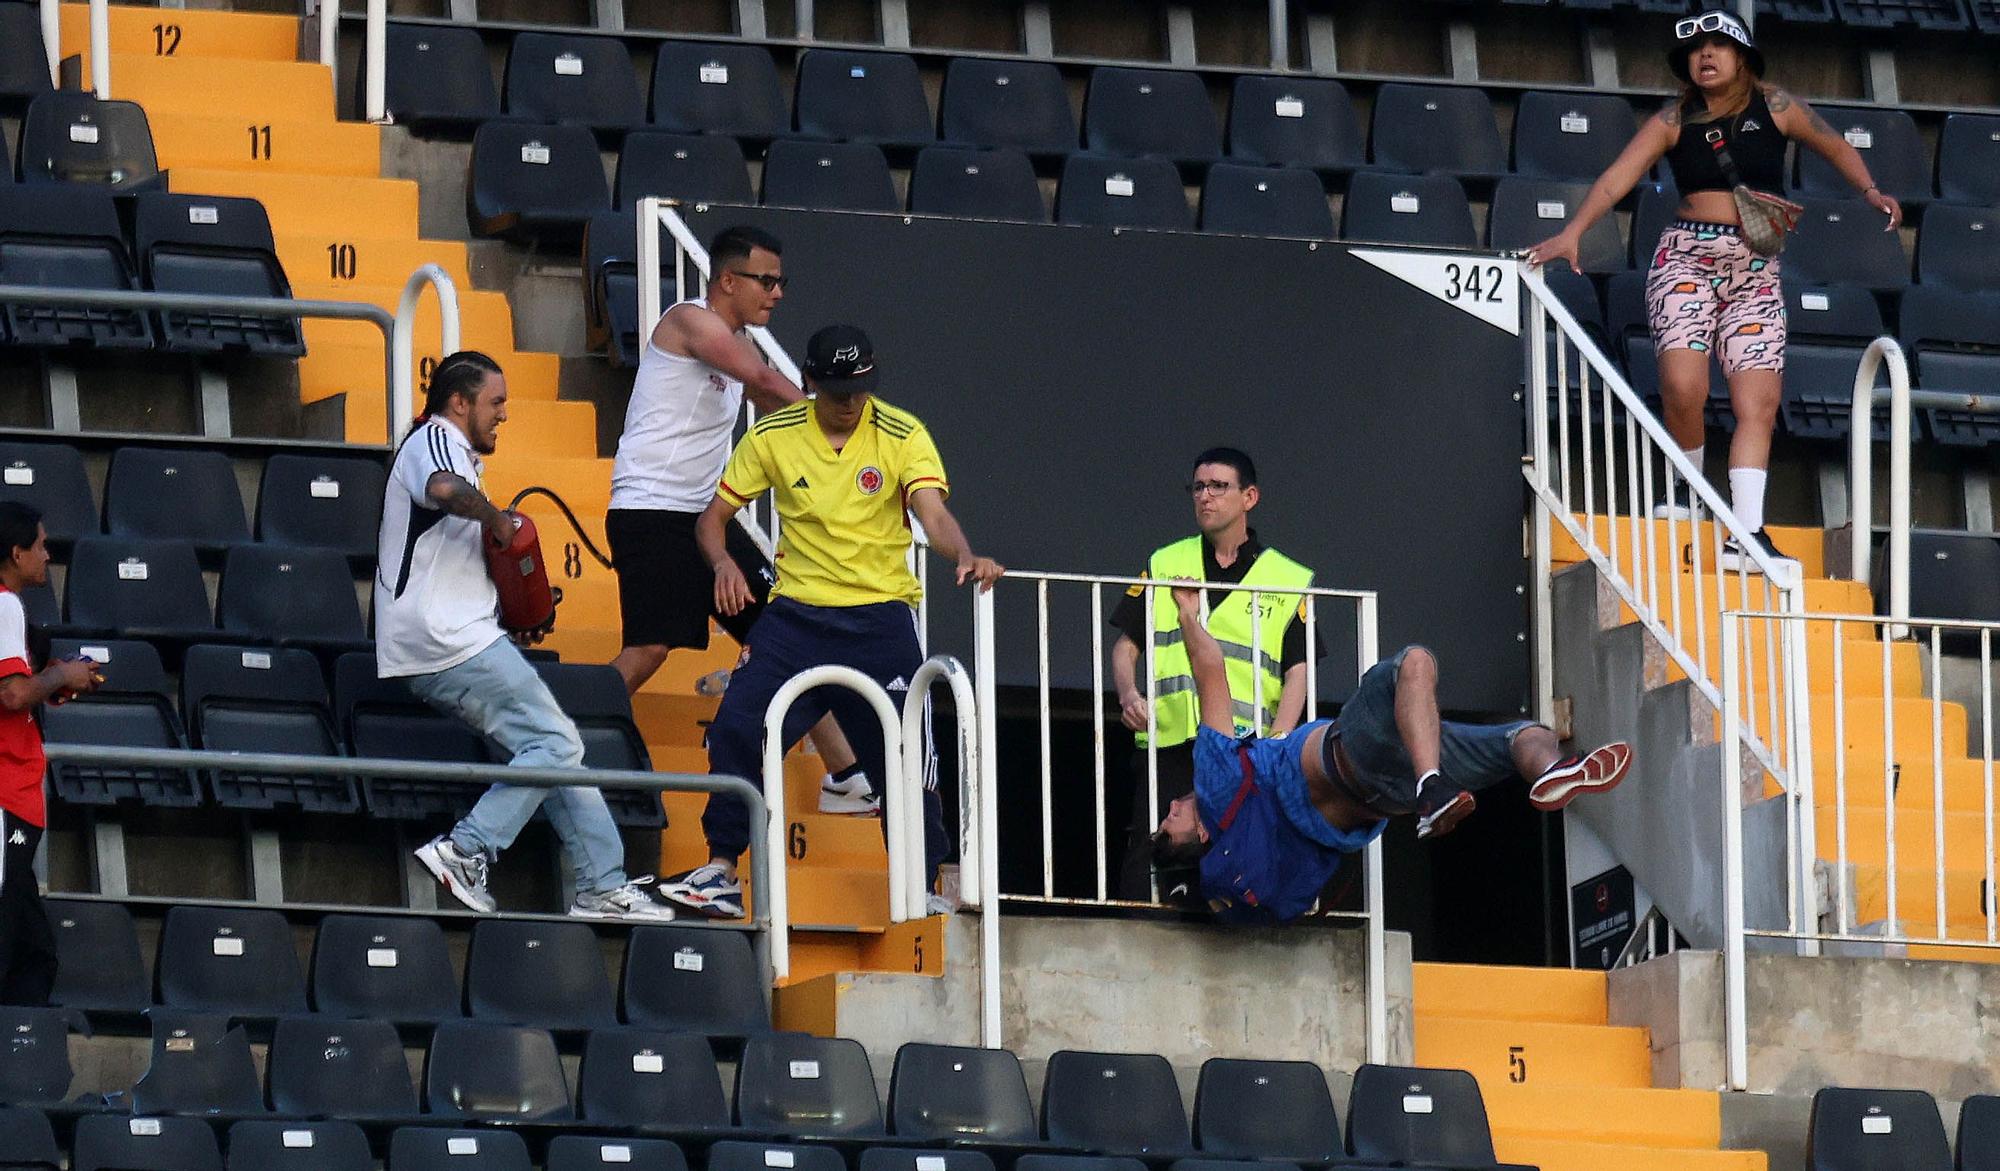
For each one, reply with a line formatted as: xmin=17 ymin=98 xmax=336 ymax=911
xmin=1110 ymin=448 xmax=1323 ymax=901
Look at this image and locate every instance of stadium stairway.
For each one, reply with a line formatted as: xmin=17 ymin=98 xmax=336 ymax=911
xmin=1414 ymin=962 xmax=1768 ymax=1170
xmin=60 ymin=3 xmax=926 ymax=984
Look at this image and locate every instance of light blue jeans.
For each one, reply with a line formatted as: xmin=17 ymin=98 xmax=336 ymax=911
xmin=405 ymin=636 xmax=626 ymax=895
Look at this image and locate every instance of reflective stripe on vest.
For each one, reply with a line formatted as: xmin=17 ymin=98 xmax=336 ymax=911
xmin=1140 ymin=536 xmax=1312 ymax=747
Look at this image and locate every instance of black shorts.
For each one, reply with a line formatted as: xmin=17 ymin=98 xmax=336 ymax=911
xmin=605 ymin=509 xmax=775 ymax=651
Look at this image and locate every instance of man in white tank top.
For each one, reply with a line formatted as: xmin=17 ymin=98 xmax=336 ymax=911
xmin=605 ymin=226 xmax=873 ymax=813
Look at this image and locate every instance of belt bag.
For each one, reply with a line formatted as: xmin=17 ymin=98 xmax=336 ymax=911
xmin=1704 ymin=126 xmax=1803 ymax=257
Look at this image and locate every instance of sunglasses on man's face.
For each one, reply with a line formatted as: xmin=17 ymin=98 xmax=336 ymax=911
xmin=729 ymin=269 xmax=788 ymax=293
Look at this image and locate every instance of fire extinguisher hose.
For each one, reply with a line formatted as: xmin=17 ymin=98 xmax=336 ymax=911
xmin=505 ymin=486 xmax=615 ymax=570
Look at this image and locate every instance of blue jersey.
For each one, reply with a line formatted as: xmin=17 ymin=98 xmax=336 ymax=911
xmin=1191 ymin=722 xmax=1387 ymax=924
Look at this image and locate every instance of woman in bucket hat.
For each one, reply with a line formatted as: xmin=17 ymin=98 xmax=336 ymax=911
xmin=1527 ymin=10 xmax=1901 ymax=574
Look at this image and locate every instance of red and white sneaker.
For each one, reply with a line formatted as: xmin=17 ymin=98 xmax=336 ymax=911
xmin=1528 ymin=742 xmax=1632 ymax=811
xmin=1415 ymin=791 xmax=1477 ymax=841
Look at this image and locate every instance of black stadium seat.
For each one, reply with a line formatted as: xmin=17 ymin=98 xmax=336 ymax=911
xmin=1488 ymin=177 xmax=1626 ymax=273
xmin=215 ymin=544 xmax=369 ymax=653
xmin=1198 ymin=163 xmax=1332 ymax=238
xmin=156 ymin=904 xmax=308 ymax=1019
xmin=20 ymin=92 xmax=158 ymax=188
xmin=650 ymin=41 xmax=787 ymax=140
xmin=1937 ymin=112 xmax=2000 ymax=206
xmin=424 ymin=1021 xmax=575 ymax=1123
xmin=1346 ymin=1064 xmax=1532 ymax=1171
xmin=0 ymin=1105 xmax=60 ymax=1171
xmin=73 ymin=1114 xmax=223 ymax=1171
xmin=1833 ymin=0 xmax=1969 ymax=28
xmin=620 ymin=923 xmax=770 ymax=1042
xmin=503 ymin=32 xmax=643 ymax=134
xmin=615 ymin=131 xmax=754 ymax=212
xmin=256 ymin=453 xmax=388 ymax=560
xmin=938 ymin=58 xmax=1076 ymax=158
xmin=104 ymin=447 xmax=249 ymax=552
xmin=888 ymin=1041 xmax=1039 ymax=1147
xmin=708 ymin=1143 xmax=844 ymax=1171
xmin=0 ymin=182 xmax=154 ymax=349
xmin=1785 ymin=198 xmax=1911 ymax=292
xmin=1780 ymin=342 xmax=1895 ymax=442
xmin=583 ymin=209 xmax=656 ymax=367
xmin=1806 ymin=1086 xmax=1951 ymax=1170
xmin=130 ymin=1011 xmax=266 ymax=1117
xmin=226 ymin=1119 xmax=374 ymax=1171
xmin=1041 ymin=1050 xmax=1192 ymax=1158
xmin=1900 ymin=284 xmax=2000 ymax=350
xmin=380 ymin=23 xmax=497 ymax=136
xmin=134 ymin=191 xmax=302 ymax=356
xmin=1170 ymin=1160 xmax=1295 ymax=1171
xmin=1512 ymin=90 xmax=1639 ymax=183
xmin=388 ymin=1127 xmax=532 ymax=1171
xmin=761 ymin=140 xmax=899 ymax=213
xmin=1341 ymin=171 xmax=1477 ymax=249
xmin=794 ymin=49 xmax=934 ymax=150
xmin=1881 ymin=535 xmax=2000 ymax=638
xmin=1785 ymin=283 xmax=1886 ymax=342
xmin=1915 ymin=202 xmax=2000 ymax=293
xmin=1015 ymin=1157 xmax=1147 ymax=1171
xmin=45 ymin=897 xmax=151 ymax=1015
xmin=534 ymin=660 xmax=666 ymax=827
xmin=181 ymin=643 xmax=356 ymax=813
xmin=267 ymin=1015 xmax=423 ymax=1123
xmin=1084 ymin=66 xmax=1222 ymax=166
xmin=909 ymin=146 xmax=1048 ymax=223
xmin=1055 ymin=154 xmax=1191 ymax=231
xmin=0 ymin=440 xmax=96 ymax=547
xmin=1956 ymin=1093 xmax=2000 ymax=1171
xmin=1793 ymin=105 xmax=1930 ymax=207
xmin=863 ymin=1152 xmax=995 ymax=1171
xmin=735 ymin=1033 xmax=884 ymax=1140
xmin=468 ymin=120 xmax=611 ymax=242
xmin=576 ymin=1027 xmax=733 ymax=1136
xmin=1192 ymin=1058 xmax=1344 ymax=1163
xmin=43 ymin=636 xmax=200 ymax=807
xmin=466 ymin=918 xmax=618 ymax=1032
xmin=548 ymin=1137 xmax=689 ymax=1171
xmin=1369 ymin=83 xmax=1506 ymax=180
xmin=335 ymin=651 xmax=489 ymax=821
xmin=0 ymin=1007 xmax=77 ymax=1106
xmin=0 ymin=2 xmax=52 ymax=113
xmin=1226 ymin=75 xmax=1364 ymax=174
xmin=310 ymin=913 xmax=461 ymax=1024
xmin=1918 ymin=350 xmax=2000 ymax=445
xmin=1630 ymin=177 xmax=1679 ymax=266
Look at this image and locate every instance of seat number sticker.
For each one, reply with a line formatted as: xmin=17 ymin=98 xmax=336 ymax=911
xmin=600 ymin=1148 xmax=633 ymax=1164
xmin=1800 ymin=293 xmax=1830 ymax=311
xmin=1402 ymin=1094 xmax=1434 ymax=1114
xmin=1862 ymin=1116 xmax=1893 ymax=1134
xmin=241 ymin=652 xmax=272 ymax=670
xmin=365 ymin=947 xmax=398 ymax=967
xmin=310 ymin=478 xmax=341 ymax=498
xmin=70 ymin=123 xmax=99 ymax=144
xmin=1536 ymin=201 xmax=1567 ymax=219
xmin=1104 ymin=176 xmax=1134 ymax=197
xmin=189 ymin=207 xmax=219 ymax=225
xmin=1273 ymin=97 xmax=1304 ymax=118
xmin=283 ymin=1131 xmax=316 ymax=1148
xmin=633 ymin=1052 xmax=664 ymax=1074
xmin=1560 ymin=113 xmax=1589 ymax=134
xmin=789 ymin=1060 xmax=820 ymax=1079
xmin=700 ymin=63 xmax=729 ymax=84
xmin=1 ymin=468 xmax=30 ymax=485
xmin=448 ymin=1136 xmax=481 ymax=1154
xmin=765 ymin=1152 xmax=795 ymax=1168
xmin=555 ymin=54 xmax=583 ymax=75
xmin=118 ymin=560 xmax=149 ymax=581
xmin=1845 ymin=129 xmax=1873 ymax=149
xmin=674 ymin=948 xmax=704 ymax=971
xmin=521 ymin=144 xmax=551 ymax=166
xmin=1391 ymin=193 xmax=1420 ymax=214
xmin=213 ymin=937 xmax=245 ymax=956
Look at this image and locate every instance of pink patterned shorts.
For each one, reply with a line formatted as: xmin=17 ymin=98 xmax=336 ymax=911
xmin=1644 ymin=220 xmax=1786 ymax=376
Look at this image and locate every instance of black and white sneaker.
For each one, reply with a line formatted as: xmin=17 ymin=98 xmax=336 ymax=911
xmin=1650 ymin=481 xmax=1700 ymax=521
xmin=1717 ymin=527 xmax=1800 ymax=576
xmin=819 ymin=771 xmax=881 ymax=815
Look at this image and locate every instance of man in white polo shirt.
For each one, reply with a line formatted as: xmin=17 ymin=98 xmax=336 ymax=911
xmin=377 ymin=350 xmax=670 ymax=921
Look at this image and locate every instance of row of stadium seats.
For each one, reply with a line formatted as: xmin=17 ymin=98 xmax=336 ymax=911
xmin=0 ymin=91 xmax=160 ymax=188
xmin=4 ymin=1007 xmax=1525 ymax=1170
xmin=0 ymin=444 xmax=380 ymax=557
xmin=28 ymin=903 xmax=759 ymax=1034
xmin=0 ymin=181 xmax=300 ymax=354
xmin=386 ymin=29 xmax=2000 ymax=203
xmin=1481 ymin=0 xmax=2000 ymax=33
xmin=1807 ymin=1084 xmax=2000 ymax=1168
xmin=40 ymin=641 xmax=664 ymax=825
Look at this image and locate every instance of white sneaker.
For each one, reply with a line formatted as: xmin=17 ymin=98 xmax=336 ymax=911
xmin=570 ymin=882 xmax=676 ymax=921
xmin=415 ymin=836 xmax=496 ymax=914
xmin=819 ymin=771 xmax=881 ymax=815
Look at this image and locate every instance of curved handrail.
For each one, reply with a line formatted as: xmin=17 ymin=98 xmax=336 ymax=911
xmin=1846 ymin=336 xmax=1912 ymax=635
xmin=391 ymin=263 xmax=461 ymax=443
xmin=38 ymin=0 xmax=59 ymax=87
xmin=318 ymin=0 xmax=339 ymax=69
xmin=900 ymin=655 xmax=978 ymax=919
xmin=762 ymin=665 xmax=905 ymax=980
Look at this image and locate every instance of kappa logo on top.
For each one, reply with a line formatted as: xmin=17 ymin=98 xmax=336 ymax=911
xmin=6 ymin=829 xmax=23 ymax=847
xmin=1740 ymin=117 xmax=1763 ymax=132
xmin=856 ymin=466 xmax=884 ymax=495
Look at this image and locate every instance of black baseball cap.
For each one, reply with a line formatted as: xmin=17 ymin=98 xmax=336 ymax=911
xmin=802 ymin=324 xmax=877 ymax=396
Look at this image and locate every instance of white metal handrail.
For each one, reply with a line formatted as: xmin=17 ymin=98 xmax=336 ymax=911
xmin=40 ymin=0 xmax=111 ymax=97
xmin=1521 ymin=264 xmax=1810 ymax=792
xmin=1847 ymin=338 xmax=1911 ymax=638
xmin=391 ymin=263 xmax=462 ymax=443
xmin=1721 ymin=605 xmax=2000 ymax=1090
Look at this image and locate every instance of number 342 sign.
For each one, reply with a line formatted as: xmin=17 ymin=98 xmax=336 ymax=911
xmin=1348 ymin=248 xmax=1522 ymax=337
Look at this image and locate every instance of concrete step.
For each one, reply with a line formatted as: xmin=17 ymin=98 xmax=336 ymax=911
xmin=1483 ymin=1083 xmax=1724 ymax=1149
xmin=101 ymin=54 xmax=334 ymax=120
xmin=1411 ymin=962 xmax=1606 ymax=1026
xmin=149 ymin=111 xmax=379 ymax=176
xmin=1555 ymin=515 xmax=1825 ymax=580
xmin=1815 ymin=804 xmax=2000 ymax=869
xmin=1413 ymin=1015 xmax=1652 ymax=1090
xmin=170 ymin=168 xmax=420 ymax=237
xmin=1812 ymin=755 xmax=2000 ymax=810
xmin=1494 ymin=1133 xmax=1767 ymax=1171
xmin=275 ymin=234 xmax=472 ymax=292
xmin=60 ymin=4 xmax=301 ymax=62
xmin=293 ymin=283 xmax=520 ymax=353
xmin=1845 ymin=860 xmax=1996 ymax=933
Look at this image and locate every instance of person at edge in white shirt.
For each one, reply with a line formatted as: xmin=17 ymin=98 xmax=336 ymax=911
xmin=379 ymin=350 xmax=671 ymax=920
xmin=605 ymin=225 xmax=876 ymax=817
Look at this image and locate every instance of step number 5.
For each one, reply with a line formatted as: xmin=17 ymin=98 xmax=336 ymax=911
xmin=1507 ymin=1045 xmax=1527 ymax=1084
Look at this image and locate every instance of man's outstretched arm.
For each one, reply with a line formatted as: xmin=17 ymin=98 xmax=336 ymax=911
xmin=1172 ymin=585 xmax=1237 ymax=736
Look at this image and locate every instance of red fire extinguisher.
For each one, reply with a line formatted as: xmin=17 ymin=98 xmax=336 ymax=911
xmin=482 ymin=487 xmax=614 ymax=636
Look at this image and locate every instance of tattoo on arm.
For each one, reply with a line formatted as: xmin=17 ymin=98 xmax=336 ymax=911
xmin=1765 ymin=87 xmax=1793 ymax=113
xmin=430 ymin=473 xmax=502 ymax=525
xmin=1659 ymin=100 xmax=1682 ymax=127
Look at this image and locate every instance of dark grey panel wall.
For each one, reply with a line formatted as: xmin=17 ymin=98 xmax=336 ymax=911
xmin=679 ymin=206 xmax=1530 ymax=714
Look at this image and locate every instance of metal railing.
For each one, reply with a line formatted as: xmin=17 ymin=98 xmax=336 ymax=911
xmin=0 ymin=268 xmax=459 ymax=448
xmin=1721 ymin=607 xmax=2000 ymax=1089
xmin=1521 ymin=265 xmax=1811 ymax=790
xmin=967 ymin=569 xmax=1388 ymax=1065
xmin=43 ymin=741 xmax=778 ymax=987
xmin=40 ymin=0 xmax=110 ymax=98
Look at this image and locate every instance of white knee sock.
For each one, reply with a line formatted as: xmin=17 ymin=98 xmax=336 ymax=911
xmin=1680 ymin=445 xmax=1705 ymax=483
xmin=1728 ymin=466 xmax=1767 ymax=533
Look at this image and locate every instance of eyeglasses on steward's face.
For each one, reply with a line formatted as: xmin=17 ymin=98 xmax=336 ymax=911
xmin=1675 ymin=11 xmax=1738 ymax=39
xmin=1187 ymin=479 xmax=1240 ymax=498
xmin=729 ymin=269 xmax=788 ymax=292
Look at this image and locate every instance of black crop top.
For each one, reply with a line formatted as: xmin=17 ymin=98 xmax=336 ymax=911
xmin=1662 ymin=88 xmax=1788 ymax=194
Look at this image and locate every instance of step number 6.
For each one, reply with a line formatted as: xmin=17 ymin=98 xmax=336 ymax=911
xmin=1507 ymin=1045 xmax=1527 ymax=1084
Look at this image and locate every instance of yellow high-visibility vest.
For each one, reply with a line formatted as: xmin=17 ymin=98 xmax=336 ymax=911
xmin=1139 ymin=536 xmax=1312 ymax=747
